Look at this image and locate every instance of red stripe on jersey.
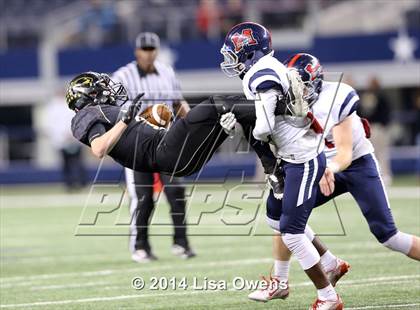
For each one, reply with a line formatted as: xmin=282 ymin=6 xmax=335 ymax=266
xmin=307 ymin=111 xmax=324 ymax=134
xmin=325 ymin=139 xmax=335 ymax=149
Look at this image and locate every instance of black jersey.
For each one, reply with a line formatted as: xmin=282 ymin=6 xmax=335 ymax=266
xmin=71 ymin=104 xmax=166 ymax=172
xmin=70 ymin=98 xmax=277 ymax=177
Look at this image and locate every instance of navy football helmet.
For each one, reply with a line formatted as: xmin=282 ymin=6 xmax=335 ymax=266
xmin=284 ymin=53 xmax=323 ymax=105
xmin=66 ymin=72 xmax=127 ymax=111
xmin=220 ymin=22 xmax=272 ymax=77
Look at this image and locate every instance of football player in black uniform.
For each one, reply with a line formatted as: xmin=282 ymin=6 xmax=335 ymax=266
xmin=67 ymin=71 xmax=278 ymax=177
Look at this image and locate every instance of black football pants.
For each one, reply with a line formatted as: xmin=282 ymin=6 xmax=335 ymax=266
xmin=125 ymin=169 xmax=188 ymax=252
xmin=155 ymin=97 xmax=277 ymax=177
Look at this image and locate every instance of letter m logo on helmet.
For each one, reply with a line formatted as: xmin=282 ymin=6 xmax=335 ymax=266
xmin=304 ymin=63 xmax=322 ymax=81
xmin=220 ymin=22 xmax=272 ymax=77
xmin=231 ymin=29 xmax=258 ymax=53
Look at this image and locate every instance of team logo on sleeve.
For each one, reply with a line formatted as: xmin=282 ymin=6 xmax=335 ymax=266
xmin=231 ymin=29 xmax=258 ymax=52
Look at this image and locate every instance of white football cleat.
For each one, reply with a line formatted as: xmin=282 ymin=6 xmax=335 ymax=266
xmin=248 ymin=276 xmax=289 ymax=302
xmin=131 ymin=249 xmax=157 ymax=263
xmin=310 ymin=295 xmax=343 ymax=310
xmin=326 ymin=258 xmax=350 ymax=287
xmin=171 ymin=244 xmax=196 ymax=259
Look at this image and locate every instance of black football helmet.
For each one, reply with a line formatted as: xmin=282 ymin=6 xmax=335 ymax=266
xmin=65 ymin=72 xmax=127 ymax=111
xmin=284 ymin=53 xmax=323 ymax=106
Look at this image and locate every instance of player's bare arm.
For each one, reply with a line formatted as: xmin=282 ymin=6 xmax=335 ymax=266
xmin=90 ymin=121 xmax=128 ymax=158
xmin=90 ymin=93 xmax=143 ymax=158
xmin=253 ymin=89 xmax=277 ymax=142
xmin=330 ymin=116 xmax=353 ymax=171
xmin=319 ymin=116 xmax=353 ymax=196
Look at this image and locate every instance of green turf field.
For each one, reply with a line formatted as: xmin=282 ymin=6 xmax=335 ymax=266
xmin=1 ymin=181 xmax=419 ymax=309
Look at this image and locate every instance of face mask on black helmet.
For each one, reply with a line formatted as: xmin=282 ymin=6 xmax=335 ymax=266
xmin=66 ymin=72 xmax=128 ymax=111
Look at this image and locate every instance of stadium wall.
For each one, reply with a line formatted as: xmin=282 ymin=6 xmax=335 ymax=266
xmin=0 ymin=31 xmax=419 ymax=184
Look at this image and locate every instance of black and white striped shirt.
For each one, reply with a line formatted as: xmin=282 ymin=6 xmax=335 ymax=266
xmin=112 ymin=60 xmax=183 ymax=113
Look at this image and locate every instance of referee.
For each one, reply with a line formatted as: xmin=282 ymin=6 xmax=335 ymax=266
xmin=112 ymin=32 xmax=194 ymax=262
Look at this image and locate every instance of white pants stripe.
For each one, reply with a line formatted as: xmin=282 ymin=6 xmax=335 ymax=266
xmin=371 ymin=153 xmax=391 ymax=209
xmin=297 ymin=161 xmax=310 ymax=207
xmin=125 ymin=168 xmax=138 ymax=253
xmin=307 ymin=157 xmax=318 ymax=201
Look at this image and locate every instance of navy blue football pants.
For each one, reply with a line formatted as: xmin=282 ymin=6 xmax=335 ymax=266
xmin=267 ymin=152 xmax=326 ymax=234
xmin=267 ymin=153 xmax=398 ymax=243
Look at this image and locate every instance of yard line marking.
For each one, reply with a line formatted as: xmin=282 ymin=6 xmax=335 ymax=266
xmin=289 ymin=275 xmax=420 ymax=288
xmin=30 ymin=281 xmax=109 ymax=291
xmin=1 ymin=250 xmax=416 ymax=286
xmin=341 ymin=280 xmax=418 ymax=288
xmin=0 ymin=194 xmax=90 ymax=209
xmin=22 ymin=275 xmax=419 ymax=292
xmin=0 ymin=258 xmax=272 ymax=284
xmin=0 ymin=244 xmax=394 ymax=265
xmin=0 ymin=291 xmax=209 ymax=308
xmin=346 ymin=303 xmax=420 ymax=309
xmin=0 ymin=275 xmax=419 ymax=308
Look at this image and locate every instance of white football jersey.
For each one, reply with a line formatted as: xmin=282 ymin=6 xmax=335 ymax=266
xmin=312 ymin=81 xmax=374 ymax=162
xmin=242 ymin=54 xmax=323 ymax=163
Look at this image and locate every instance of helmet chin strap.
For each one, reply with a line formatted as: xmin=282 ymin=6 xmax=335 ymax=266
xmin=95 ymin=97 xmax=111 ymax=106
xmin=243 ymin=50 xmax=268 ymax=73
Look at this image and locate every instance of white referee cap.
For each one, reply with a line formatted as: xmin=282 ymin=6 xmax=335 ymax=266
xmin=135 ymin=32 xmax=160 ymax=49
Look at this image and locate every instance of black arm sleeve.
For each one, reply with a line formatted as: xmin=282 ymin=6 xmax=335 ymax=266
xmin=208 ymin=95 xmax=277 ymax=174
xmin=71 ymin=106 xmax=113 ymax=145
xmin=246 ymin=128 xmax=277 ymax=174
xmin=229 ymin=100 xmax=277 ymax=174
xmin=87 ymin=123 xmax=106 ymax=145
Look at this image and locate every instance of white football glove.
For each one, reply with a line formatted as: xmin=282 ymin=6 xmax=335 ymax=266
xmin=220 ymin=112 xmax=237 ymax=136
xmin=286 ymin=69 xmax=309 ymax=117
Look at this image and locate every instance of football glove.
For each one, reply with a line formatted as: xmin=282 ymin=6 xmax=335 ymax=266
xmin=220 ymin=112 xmax=237 ymax=136
xmin=268 ymin=163 xmax=285 ymax=200
xmin=120 ymin=93 xmax=144 ymax=124
xmin=286 ymin=69 xmax=309 ymax=117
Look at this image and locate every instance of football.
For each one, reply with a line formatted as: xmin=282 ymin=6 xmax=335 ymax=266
xmin=140 ymin=103 xmax=173 ymax=127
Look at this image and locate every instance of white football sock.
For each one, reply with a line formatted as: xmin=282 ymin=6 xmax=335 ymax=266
xmin=320 ymin=250 xmax=337 ymax=272
xmin=317 ymin=283 xmax=337 ymax=301
xmin=274 ymin=260 xmax=290 ymax=280
xmin=382 ymin=231 xmax=413 ymax=255
xmin=304 ymin=225 xmax=315 ymax=241
xmin=282 ymin=233 xmax=320 ymax=270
